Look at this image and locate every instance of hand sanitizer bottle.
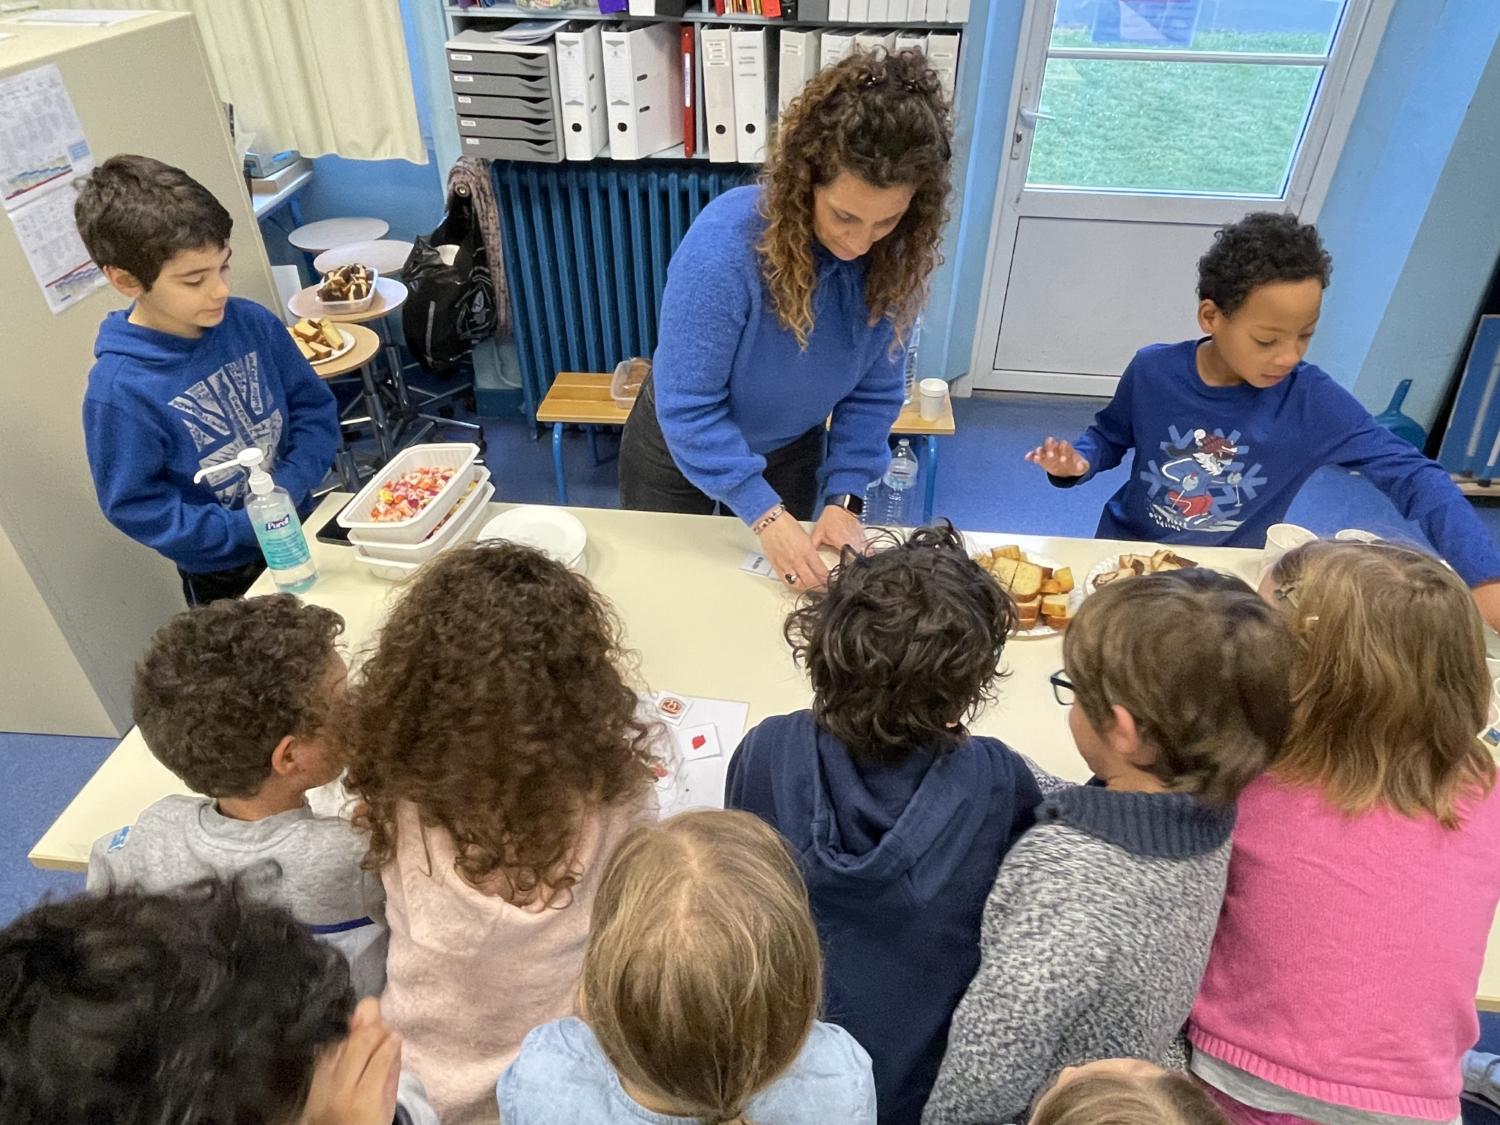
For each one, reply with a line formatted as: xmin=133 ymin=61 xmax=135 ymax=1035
xmin=194 ymin=447 xmax=317 ymax=594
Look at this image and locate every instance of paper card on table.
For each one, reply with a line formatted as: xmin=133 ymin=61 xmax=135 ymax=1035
xmin=0 ymin=64 xmax=93 ymax=210
xmin=739 ymin=551 xmax=779 ymax=580
xmin=678 ymin=723 xmax=722 ymax=762
xmin=654 ymin=691 xmax=690 ymax=727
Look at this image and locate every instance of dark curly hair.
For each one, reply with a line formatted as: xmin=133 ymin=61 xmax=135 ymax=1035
xmin=1197 ymin=211 xmax=1332 ymax=316
xmin=0 ymin=880 xmax=353 ymax=1125
xmin=132 ymin=594 xmax=345 ymax=798
xmin=343 ymin=541 xmax=656 ymax=906
xmin=760 ymin=49 xmax=954 ymax=348
xmin=74 ymin=154 xmax=232 ymax=289
xmin=1064 ymin=569 xmax=1292 ymax=806
xmin=784 ymin=522 xmax=1015 ymax=764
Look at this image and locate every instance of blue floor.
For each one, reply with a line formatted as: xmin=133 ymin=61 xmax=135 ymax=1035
xmin=8 ymin=391 xmax=1500 ymax=1091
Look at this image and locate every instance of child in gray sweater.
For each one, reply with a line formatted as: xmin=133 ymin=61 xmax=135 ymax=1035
xmin=923 ymin=569 xmax=1294 ymax=1125
xmin=87 ymin=595 xmax=386 ymax=997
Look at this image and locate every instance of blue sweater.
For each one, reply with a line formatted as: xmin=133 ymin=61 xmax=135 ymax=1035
xmin=725 ymin=710 xmax=1043 ymax=1125
xmin=652 ymin=185 xmax=906 ymax=522
xmin=83 ymin=298 xmax=339 ymax=573
xmin=1060 ymin=339 xmax=1500 ymax=585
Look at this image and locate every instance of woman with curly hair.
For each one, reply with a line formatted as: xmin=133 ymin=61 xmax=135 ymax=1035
xmin=619 ymin=48 xmax=954 ymax=589
xmin=341 ymin=540 xmax=658 ymax=1125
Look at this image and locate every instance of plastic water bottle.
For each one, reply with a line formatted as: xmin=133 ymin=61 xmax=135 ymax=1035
xmin=193 ymin=447 xmax=317 ymax=593
xmin=902 ymin=317 xmax=923 ymax=404
xmin=871 ymin=438 xmax=920 ymax=527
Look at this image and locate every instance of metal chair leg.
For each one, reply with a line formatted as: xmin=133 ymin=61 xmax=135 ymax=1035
xmin=552 ymin=423 xmax=569 ymax=505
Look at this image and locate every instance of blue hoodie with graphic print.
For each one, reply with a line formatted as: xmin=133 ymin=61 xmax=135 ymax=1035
xmin=83 ymin=298 xmax=339 ymax=573
xmin=1056 ymin=338 xmax=1500 ymax=585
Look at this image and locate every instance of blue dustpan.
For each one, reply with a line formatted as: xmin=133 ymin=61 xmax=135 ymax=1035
xmin=1375 ymin=379 xmax=1426 ymax=449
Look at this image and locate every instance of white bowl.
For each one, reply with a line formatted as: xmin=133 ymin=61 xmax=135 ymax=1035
xmin=477 ymin=506 xmax=587 ymax=568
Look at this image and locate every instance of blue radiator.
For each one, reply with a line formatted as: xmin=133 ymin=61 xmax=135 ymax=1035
xmin=491 ymin=161 xmax=753 ymax=420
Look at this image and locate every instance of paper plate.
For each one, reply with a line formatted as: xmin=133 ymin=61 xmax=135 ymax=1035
xmin=477 ymin=506 xmax=587 ymax=568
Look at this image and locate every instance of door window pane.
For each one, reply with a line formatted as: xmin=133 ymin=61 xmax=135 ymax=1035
xmin=1025 ymin=57 xmax=1320 ymax=196
xmin=1052 ymin=0 xmax=1346 ymax=55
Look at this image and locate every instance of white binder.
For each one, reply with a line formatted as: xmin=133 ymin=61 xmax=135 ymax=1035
xmin=925 ymin=30 xmax=960 ymax=104
xmin=600 ymin=22 xmax=684 ymax=160
xmin=819 ymin=29 xmax=857 ymax=70
xmin=893 ymin=31 xmax=927 ymax=57
xmin=701 ymin=25 xmax=737 ymax=163
xmin=853 ymin=30 xmax=898 ymax=56
xmin=555 ymin=24 xmax=607 ymax=161
xmin=777 ymin=28 xmax=821 ymax=114
xmin=946 ymin=0 xmax=970 ymax=21
xmin=731 ymin=28 xmax=770 ymax=163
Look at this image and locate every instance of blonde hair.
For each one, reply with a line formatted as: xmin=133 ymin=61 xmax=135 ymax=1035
xmin=581 ymin=810 xmax=823 ymax=1125
xmin=1031 ymin=1070 xmax=1229 ymax=1125
xmin=1063 ymin=569 xmax=1293 ymax=805
xmin=1267 ymin=540 xmax=1494 ymax=828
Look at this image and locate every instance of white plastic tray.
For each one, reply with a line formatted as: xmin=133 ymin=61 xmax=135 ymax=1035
xmin=349 ymin=472 xmax=493 ymax=562
xmin=337 ymin=443 xmax=481 ymax=543
xmin=316 ymin=267 xmax=380 ymax=315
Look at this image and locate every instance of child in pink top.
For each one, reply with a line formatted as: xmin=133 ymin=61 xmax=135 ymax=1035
xmin=1189 ymin=540 xmax=1500 ymax=1124
xmin=343 ymin=542 xmax=658 ymax=1125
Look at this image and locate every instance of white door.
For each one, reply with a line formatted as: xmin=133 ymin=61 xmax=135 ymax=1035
xmin=972 ymin=0 xmax=1393 ymax=395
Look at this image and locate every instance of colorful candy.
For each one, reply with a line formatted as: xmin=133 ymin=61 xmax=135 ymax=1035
xmin=368 ymin=466 xmax=456 ymax=522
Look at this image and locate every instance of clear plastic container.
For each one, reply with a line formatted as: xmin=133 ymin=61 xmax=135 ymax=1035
xmin=610 ymin=357 xmax=651 ymax=408
xmin=316 ymin=267 xmax=380 ymax=315
xmin=336 ymin=443 xmax=481 ymax=544
xmin=347 ymin=470 xmax=493 ymax=562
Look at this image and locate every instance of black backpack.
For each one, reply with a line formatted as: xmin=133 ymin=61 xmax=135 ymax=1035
xmin=401 ymin=189 xmax=497 ymax=375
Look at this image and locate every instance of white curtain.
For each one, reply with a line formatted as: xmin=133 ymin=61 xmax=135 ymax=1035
xmin=52 ymin=0 xmax=426 ymax=162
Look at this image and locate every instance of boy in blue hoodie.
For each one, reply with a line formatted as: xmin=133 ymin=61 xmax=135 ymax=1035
xmin=1028 ymin=211 xmax=1500 ymax=633
xmin=75 ymin=154 xmax=339 ymax=605
xmin=726 ymin=523 xmax=1043 ymax=1125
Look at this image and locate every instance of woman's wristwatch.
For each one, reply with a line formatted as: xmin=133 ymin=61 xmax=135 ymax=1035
xmin=826 ymin=493 xmax=864 ymax=519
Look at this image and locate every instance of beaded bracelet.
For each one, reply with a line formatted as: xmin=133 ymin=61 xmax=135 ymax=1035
xmin=751 ymin=503 xmax=786 ymax=536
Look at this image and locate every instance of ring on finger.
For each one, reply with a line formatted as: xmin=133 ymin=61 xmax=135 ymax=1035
xmin=785 ymin=573 xmax=798 ymax=584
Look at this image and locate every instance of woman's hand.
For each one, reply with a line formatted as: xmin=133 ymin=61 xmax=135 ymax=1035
xmin=301 ymin=998 xmax=402 ymax=1125
xmin=1025 ymin=437 xmax=1090 ymax=478
xmin=1473 ymin=581 xmax=1500 ymax=638
xmin=757 ymin=508 xmax=830 ymax=590
xmin=810 ymin=504 xmax=867 ymax=559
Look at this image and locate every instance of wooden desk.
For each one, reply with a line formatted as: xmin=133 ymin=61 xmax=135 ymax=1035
xmin=536 ymin=373 xmax=957 ymax=520
xmin=30 ymin=500 xmax=1500 ymax=1011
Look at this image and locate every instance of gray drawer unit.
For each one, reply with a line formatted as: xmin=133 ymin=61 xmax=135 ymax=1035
xmin=460 ymin=134 xmax=561 ymax=162
xmin=457 ymin=115 xmax=555 ymax=142
xmin=445 ymin=30 xmax=562 ymax=163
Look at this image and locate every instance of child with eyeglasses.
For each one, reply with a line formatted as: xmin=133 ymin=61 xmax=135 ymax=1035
xmin=924 ymin=569 xmax=1293 ymax=1125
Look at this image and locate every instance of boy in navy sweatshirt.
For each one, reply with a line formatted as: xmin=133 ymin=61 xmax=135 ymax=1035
xmin=75 ymin=155 xmax=339 ymax=605
xmin=1028 ymin=211 xmax=1500 ymax=631
xmin=726 ymin=524 xmax=1043 ymax=1125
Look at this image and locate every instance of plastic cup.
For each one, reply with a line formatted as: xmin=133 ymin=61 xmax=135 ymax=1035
xmin=918 ymin=378 xmax=947 ymax=422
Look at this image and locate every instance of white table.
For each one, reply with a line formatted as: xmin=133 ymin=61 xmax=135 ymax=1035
xmin=314 ymin=239 xmax=414 ymax=277
xmin=289 ymin=217 xmax=389 ymax=253
xmin=251 ymin=160 xmax=314 ymax=223
xmin=29 ymin=498 xmax=1500 ymax=1010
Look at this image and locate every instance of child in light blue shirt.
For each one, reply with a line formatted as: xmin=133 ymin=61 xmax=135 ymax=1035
xmin=497 ymin=810 xmax=876 ymax=1124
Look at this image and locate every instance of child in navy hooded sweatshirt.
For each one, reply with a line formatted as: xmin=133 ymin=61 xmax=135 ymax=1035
xmin=726 ymin=523 xmax=1043 ymax=1125
xmin=75 ymin=155 xmax=338 ymax=605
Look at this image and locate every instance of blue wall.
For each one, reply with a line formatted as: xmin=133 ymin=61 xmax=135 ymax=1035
xmin=1310 ymin=0 xmax=1500 ymax=425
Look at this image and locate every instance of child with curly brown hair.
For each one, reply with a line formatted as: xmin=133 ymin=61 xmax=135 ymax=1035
xmin=620 ymin=48 xmax=954 ymax=591
xmin=342 ymin=541 xmax=658 ymax=1125
xmin=499 ymin=810 xmax=877 ymax=1124
xmin=726 ymin=523 xmax=1043 ymax=1125
xmin=87 ymin=594 xmax=386 ymax=999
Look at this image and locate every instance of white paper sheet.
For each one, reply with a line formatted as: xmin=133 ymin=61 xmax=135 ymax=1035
xmin=5 ymin=10 xmax=151 ymax=25
xmin=643 ymin=692 xmax=750 ymax=816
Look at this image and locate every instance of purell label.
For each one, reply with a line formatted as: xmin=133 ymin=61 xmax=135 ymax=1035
xmin=264 ymin=513 xmax=292 ymax=532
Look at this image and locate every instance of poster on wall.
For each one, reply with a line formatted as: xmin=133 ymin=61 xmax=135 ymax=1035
xmin=0 ymin=64 xmax=105 ymax=313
